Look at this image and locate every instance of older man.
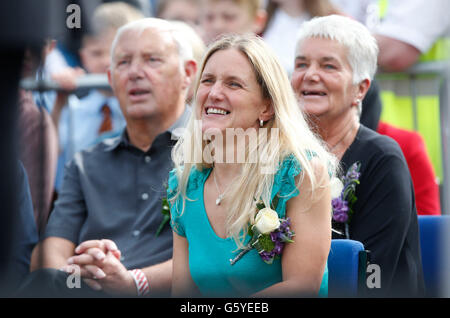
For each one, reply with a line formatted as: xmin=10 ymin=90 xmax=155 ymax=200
xmin=22 ymin=18 xmax=196 ymax=297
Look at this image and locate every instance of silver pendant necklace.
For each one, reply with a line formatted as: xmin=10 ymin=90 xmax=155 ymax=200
xmin=212 ymin=168 xmax=237 ymax=205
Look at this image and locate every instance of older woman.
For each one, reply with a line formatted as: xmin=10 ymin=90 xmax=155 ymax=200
xmin=169 ymin=34 xmax=336 ymax=297
xmin=291 ymin=15 xmax=425 ymax=297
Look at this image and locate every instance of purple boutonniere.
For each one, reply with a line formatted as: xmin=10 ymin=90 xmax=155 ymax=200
xmin=330 ymin=162 xmax=361 ymax=238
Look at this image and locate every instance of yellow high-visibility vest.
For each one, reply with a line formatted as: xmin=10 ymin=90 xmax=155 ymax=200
xmin=376 ymin=0 xmax=448 ymax=182
xmin=378 ymin=0 xmax=450 ymax=62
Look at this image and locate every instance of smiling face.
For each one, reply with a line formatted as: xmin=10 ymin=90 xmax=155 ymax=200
xmin=291 ymin=37 xmax=360 ymax=121
xmin=196 ymin=48 xmax=271 ymax=134
xmin=108 ymin=27 xmax=187 ymax=122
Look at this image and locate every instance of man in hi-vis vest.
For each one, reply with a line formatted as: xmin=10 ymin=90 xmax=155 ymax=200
xmin=372 ymin=0 xmax=450 ymax=189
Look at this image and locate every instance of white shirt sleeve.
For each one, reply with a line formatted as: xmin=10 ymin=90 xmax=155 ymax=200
xmin=329 ymin=0 xmax=372 ymax=23
xmin=374 ymin=0 xmax=450 ymax=53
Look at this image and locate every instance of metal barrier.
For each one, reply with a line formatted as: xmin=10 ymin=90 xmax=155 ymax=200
xmin=377 ymin=61 xmax=450 ymax=215
xmin=20 ymin=73 xmax=111 ymax=92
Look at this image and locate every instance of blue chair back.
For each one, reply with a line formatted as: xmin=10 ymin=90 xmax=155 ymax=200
xmin=328 ymin=239 xmax=365 ymax=297
xmin=418 ymin=215 xmax=450 ymax=297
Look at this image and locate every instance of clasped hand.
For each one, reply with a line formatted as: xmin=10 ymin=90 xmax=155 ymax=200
xmin=60 ymin=239 xmax=136 ymax=296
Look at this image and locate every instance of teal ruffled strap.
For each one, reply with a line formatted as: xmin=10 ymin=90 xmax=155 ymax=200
xmin=272 ymin=155 xmax=303 ymax=218
xmin=167 ymin=167 xmax=210 ymax=237
xmin=186 ymin=166 xmax=210 ymax=193
xmin=278 ymin=155 xmax=302 ymax=199
xmin=167 ymin=169 xmax=186 ymax=237
xmin=168 ymin=166 xmax=208 ymax=199
xmin=167 ymin=169 xmax=179 ymax=201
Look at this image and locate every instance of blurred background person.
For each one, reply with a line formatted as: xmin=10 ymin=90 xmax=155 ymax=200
xmin=157 ymin=0 xmax=203 ymax=37
xmin=331 ymin=0 xmax=448 ymax=214
xmin=371 ymin=0 xmax=449 ymax=201
xmin=170 ymin=21 xmax=206 ymax=105
xmin=329 ymin=0 xmax=371 ymax=24
xmin=44 ymin=0 xmax=152 ymax=77
xmin=19 ymin=41 xmax=59 ymax=235
xmin=50 ymin=2 xmax=144 ymax=197
xmin=156 ymin=0 xmax=206 ymax=106
xmin=0 ymin=0 xmax=77 ymax=295
xmin=377 ymin=121 xmax=441 ymax=215
xmin=262 ymin=0 xmax=342 ymax=76
xmin=200 ymin=0 xmax=267 ymax=45
xmin=2 ymin=162 xmax=39 ymax=295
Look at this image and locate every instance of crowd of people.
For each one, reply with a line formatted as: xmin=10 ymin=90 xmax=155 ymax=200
xmin=9 ymin=0 xmax=450 ymax=298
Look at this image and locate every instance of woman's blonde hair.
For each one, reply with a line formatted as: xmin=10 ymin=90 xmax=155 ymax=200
xmin=171 ymin=33 xmax=336 ymax=248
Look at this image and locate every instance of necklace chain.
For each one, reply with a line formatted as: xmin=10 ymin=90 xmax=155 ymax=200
xmin=213 ymin=169 xmax=238 ymax=205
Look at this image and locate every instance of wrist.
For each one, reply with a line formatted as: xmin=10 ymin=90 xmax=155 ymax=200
xmin=128 ymin=269 xmax=149 ymax=296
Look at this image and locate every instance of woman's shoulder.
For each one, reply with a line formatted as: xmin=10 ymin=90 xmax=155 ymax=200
xmin=276 ymin=151 xmax=324 ymax=176
xmin=359 ymin=125 xmax=402 ymax=150
xmin=350 ymin=125 xmax=405 ymax=161
xmin=276 ymin=154 xmax=302 ymax=178
xmin=273 ymin=154 xmax=305 ymax=200
xmin=343 ymin=126 xmax=409 ymax=178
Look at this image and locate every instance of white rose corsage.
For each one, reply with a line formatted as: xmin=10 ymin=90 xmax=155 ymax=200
xmin=230 ymin=196 xmax=295 ymax=265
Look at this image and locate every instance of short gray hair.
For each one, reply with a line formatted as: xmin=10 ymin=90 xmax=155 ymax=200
xmin=110 ymin=18 xmax=193 ymax=69
xmin=295 ymin=15 xmax=379 ymax=84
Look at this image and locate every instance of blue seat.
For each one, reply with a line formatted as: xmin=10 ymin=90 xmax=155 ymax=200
xmin=328 ymin=239 xmax=366 ymax=297
xmin=418 ymin=215 xmax=450 ymax=297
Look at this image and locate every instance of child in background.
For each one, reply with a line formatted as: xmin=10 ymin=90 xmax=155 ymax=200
xmin=50 ymin=2 xmax=144 ymax=192
xmin=262 ymin=0 xmax=340 ymax=75
xmin=157 ymin=0 xmax=205 ymax=105
xmin=200 ymin=0 xmax=267 ymax=45
xmin=157 ymin=0 xmax=202 ymax=34
xmin=170 ymin=20 xmax=206 ymax=105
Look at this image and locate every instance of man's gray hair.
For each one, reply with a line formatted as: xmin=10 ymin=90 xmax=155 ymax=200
xmin=110 ymin=18 xmax=193 ymax=69
xmin=295 ymin=15 xmax=379 ymax=84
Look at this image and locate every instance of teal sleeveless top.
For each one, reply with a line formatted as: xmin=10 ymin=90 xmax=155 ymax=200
xmin=168 ymin=155 xmax=328 ymax=297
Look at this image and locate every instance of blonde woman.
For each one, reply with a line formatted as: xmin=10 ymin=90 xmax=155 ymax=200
xmin=168 ymin=34 xmax=336 ymax=297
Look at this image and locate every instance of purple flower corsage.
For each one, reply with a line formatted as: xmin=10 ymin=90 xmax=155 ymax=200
xmin=330 ymin=162 xmax=361 ymax=237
